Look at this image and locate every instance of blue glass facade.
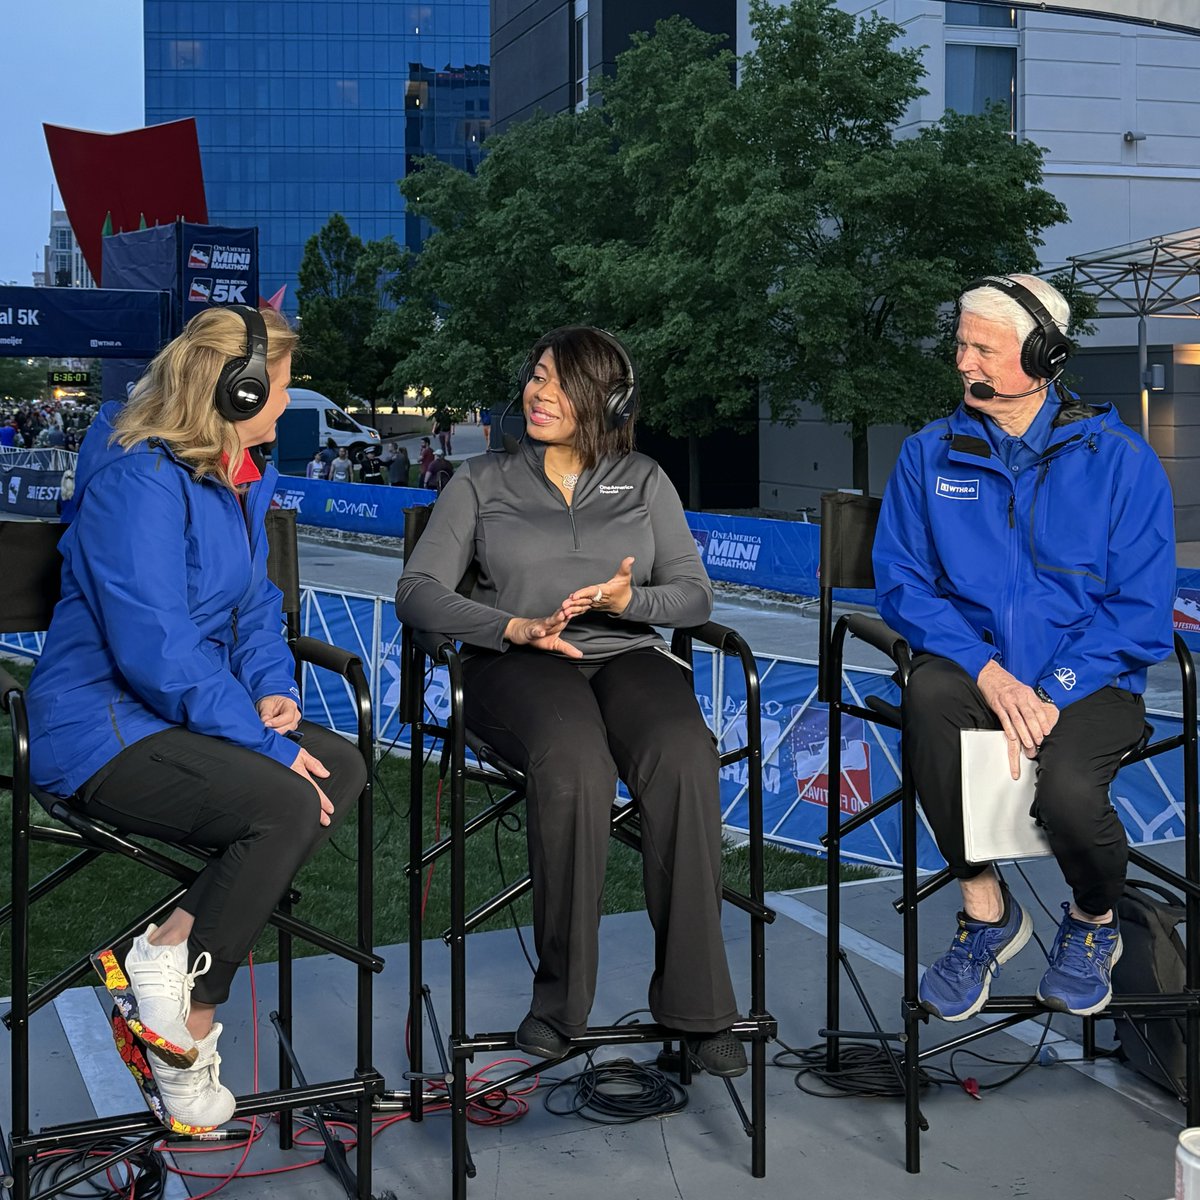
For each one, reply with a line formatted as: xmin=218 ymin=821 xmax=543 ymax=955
xmin=144 ymin=1 xmax=490 ymax=310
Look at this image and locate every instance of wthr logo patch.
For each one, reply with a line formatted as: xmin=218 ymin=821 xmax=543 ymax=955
xmin=934 ymin=476 xmax=979 ymax=501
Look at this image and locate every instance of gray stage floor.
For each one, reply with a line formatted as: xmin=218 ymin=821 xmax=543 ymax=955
xmin=1 ymin=847 xmax=1186 ymax=1200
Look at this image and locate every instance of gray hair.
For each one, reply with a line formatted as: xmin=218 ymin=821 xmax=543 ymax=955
xmin=959 ymin=274 xmax=1070 ymax=344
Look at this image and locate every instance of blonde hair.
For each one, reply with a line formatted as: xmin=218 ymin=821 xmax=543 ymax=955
xmin=112 ymin=306 xmax=298 ymax=489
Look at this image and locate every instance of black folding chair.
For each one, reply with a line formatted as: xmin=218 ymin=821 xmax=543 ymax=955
xmin=396 ymin=503 xmax=777 ymax=1200
xmin=817 ymin=490 xmax=1200 ymax=1173
xmin=0 ymin=511 xmax=385 ymax=1200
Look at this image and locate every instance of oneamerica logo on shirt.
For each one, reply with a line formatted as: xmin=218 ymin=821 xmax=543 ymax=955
xmin=934 ymin=476 xmax=980 ymax=501
xmin=598 ymin=484 xmax=634 ymax=494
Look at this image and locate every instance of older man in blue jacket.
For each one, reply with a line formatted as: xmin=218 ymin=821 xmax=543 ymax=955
xmin=873 ymin=274 xmax=1176 ymax=1022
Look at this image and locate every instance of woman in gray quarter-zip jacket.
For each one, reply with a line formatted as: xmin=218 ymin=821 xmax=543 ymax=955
xmin=395 ymin=326 xmax=747 ymax=1078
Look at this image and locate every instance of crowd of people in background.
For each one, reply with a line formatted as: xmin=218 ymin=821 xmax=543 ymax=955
xmin=303 ymin=427 xmax=455 ymax=492
xmin=0 ymin=396 xmax=465 ymax=494
xmin=0 ymin=399 xmax=98 ymax=453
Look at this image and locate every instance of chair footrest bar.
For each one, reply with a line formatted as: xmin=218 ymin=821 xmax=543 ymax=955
xmin=455 ymin=1015 xmax=777 ymax=1059
xmin=820 ymin=1027 xmax=904 ymax=1043
xmin=13 ymin=1077 xmax=383 ymax=1157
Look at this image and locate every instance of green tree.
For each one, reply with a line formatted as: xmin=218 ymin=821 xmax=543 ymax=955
xmin=373 ymin=106 xmax=628 ymax=423
xmin=376 ymin=19 xmax=762 ymax=506
xmin=296 ymin=214 xmax=402 ymax=420
xmin=737 ymin=0 xmax=1071 ymax=491
xmin=0 ymin=358 xmax=43 ymax=404
xmin=560 ymin=17 xmax=768 ymax=508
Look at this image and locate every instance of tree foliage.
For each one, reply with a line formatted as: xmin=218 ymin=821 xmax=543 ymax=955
xmin=736 ymin=0 xmax=1069 ymax=487
xmin=296 ymin=213 xmax=403 ymax=412
xmin=372 ymin=0 xmax=1076 ymax=500
xmin=0 ymin=358 xmax=43 ymax=404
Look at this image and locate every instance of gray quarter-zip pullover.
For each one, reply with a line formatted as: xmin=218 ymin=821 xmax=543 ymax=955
xmin=394 ymin=440 xmax=711 ymax=659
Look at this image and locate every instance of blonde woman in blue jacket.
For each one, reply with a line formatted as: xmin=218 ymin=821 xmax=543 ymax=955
xmin=25 ymin=306 xmax=365 ymax=1133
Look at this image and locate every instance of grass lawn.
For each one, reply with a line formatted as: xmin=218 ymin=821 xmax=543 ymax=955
xmin=0 ymin=657 xmax=870 ymax=994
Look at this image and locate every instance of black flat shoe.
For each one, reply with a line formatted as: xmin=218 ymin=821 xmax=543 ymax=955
xmin=515 ymin=1013 xmax=572 ymax=1060
xmin=688 ymin=1029 xmax=747 ymax=1078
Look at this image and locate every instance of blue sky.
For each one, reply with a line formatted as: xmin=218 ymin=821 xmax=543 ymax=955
xmin=0 ymin=2 xmax=144 ymax=284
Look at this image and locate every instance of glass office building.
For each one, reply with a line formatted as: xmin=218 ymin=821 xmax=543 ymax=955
xmin=144 ymin=1 xmax=490 ymax=310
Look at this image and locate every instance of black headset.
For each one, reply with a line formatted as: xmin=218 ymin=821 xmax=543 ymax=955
xmin=961 ymin=276 xmax=1072 ymax=380
xmin=213 ymin=304 xmax=271 ymax=423
xmin=515 ymin=326 xmax=639 ymax=431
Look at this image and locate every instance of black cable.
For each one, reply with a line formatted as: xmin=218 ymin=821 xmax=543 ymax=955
xmin=29 ymin=1139 xmax=165 ymax=1200
xmin=773 ymin=1016 xmax=1054 ymax=1101
xmin=773 ymin=1038 xmax=948 ymax=1100
xmin=543 ymin=1052 xmax=689 ymax=1125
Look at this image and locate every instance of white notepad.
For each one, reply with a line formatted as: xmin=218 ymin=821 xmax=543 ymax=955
xmin=960 ymin=729 xmax=1053 ymax=862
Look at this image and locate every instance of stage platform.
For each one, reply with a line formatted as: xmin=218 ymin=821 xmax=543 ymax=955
xmin=2 ymin=848 xmax=1184 ymax=1200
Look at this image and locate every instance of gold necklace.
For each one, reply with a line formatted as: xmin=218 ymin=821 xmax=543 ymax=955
xmin=557 ymin=468 xmax=579 ymax=490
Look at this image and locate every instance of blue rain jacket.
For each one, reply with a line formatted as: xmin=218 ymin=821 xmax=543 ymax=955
xmin=873 ymin=392 xmax=1176 ymax=707
xmin=26 ymin=403 xmax=301 ymax=796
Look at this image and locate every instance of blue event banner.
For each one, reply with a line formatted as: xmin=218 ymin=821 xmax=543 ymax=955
xmin=0 ymin=465 xmax=63 ymax=517
xmin=686 ymin=511 xmax=820 ymax=596
xmin=270 ymin=477 xmax=432 ymax=535
xmin=0 ymin=285 xmax=170 ymax=360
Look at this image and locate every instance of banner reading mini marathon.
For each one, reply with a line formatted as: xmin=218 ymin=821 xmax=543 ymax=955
xmin=179 ymin=223 xmax=259 ymax=327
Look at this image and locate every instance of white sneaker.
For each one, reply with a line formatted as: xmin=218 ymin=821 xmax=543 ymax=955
xmin=119 ymin=926 xmax=212 ymax=1067
xmin=149 ymin=1022 xmax=237 ymax=1133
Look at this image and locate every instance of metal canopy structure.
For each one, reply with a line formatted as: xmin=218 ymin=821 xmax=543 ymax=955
xmin=1065 ymin=227 xmax=1200 ymax=437
xmin=971 ymin=0 xmax=1199 ymax=36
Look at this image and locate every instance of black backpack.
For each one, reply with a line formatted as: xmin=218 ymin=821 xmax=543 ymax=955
xmin=1111 ymin=879 xmax=1188 ymax=1098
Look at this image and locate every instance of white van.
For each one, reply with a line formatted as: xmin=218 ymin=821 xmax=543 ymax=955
xmin=285 ymin=388 xmax=381 ymax=458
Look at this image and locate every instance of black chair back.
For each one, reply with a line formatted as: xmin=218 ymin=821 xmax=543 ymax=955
xmin=819 ymin=492 xmax=881 ymax=592
xmin=818 ymin=492 xmax=880 ymax=701
xmin=403 ymin=503 xmax=432 ymax=560
xmin=265 ymin=508 xmax=301 ymax=620
xmin=0 ymin=521 xmax=64 ymax=635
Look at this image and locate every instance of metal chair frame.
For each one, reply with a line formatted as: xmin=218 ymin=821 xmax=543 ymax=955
xmin=816 ymin=490 xmax=1200 ymax=1173
xmin=396 ymin=505 xmax=777 ymax=1200
xmin=0 ymin=512 xmax=385 ymax=1200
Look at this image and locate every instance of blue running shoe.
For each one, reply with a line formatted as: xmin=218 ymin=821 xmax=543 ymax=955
xmin=919 ymin=893 xmax=1032 ymax=1021
xmin=1036 ymin=904 xmax=1122 ymax=1016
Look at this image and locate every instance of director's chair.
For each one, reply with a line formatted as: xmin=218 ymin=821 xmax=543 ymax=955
xmin=816 ymin=489 xmax=1200 ymax=1173
xmin=396 ymin=503 xmax=778 ymax=1200
xmin=0 ymin=511 xmax=386 ymax=1200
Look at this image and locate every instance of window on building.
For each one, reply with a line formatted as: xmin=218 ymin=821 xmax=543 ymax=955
xmin=945 ymin=3 xmax=1015 ymax=26
xmin=54 ymin=228 xmax=72 ymax=251
xmin=945 ymin=44 xmax=1017 ymax=131
xmin=169 ymin=39 xmax=205 ymax=69
xmin=573 ymin=0 xmax=589 ymax=111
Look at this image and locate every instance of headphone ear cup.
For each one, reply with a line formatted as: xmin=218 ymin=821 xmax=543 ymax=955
xmin=604 ymin=379 xmax=637 ymax=430
xmin=215 ymin=357 xmax=268 ymax=422
xmin=1020 ymin=328 xmax=1046 ymax=380
xmin=213 ymin=305 xmax=271 ymax=422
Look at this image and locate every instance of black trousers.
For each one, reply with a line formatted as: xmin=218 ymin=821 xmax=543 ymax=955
xmin=76 ymin=721 xmax=365 ymax=1005
xmin=902 ymin=654 xmax=1146 ymax=916
xmin=463 ymin=646 xmax=739 ymax=1038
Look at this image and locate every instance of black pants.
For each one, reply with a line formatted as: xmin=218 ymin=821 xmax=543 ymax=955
xmin=902 ymin=654 xmax=1146 ymax=916
xmin=463 ymin=646 xmax=739 ymax=1038
xmin=76 ymin=721 xmax=365 ymax=1005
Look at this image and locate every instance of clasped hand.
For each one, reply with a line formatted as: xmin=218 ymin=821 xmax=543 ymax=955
xmin=505 ymin=557 xmax=637 ymax=661
xmin=976 ymin=659 xmax=1060 ymax=780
